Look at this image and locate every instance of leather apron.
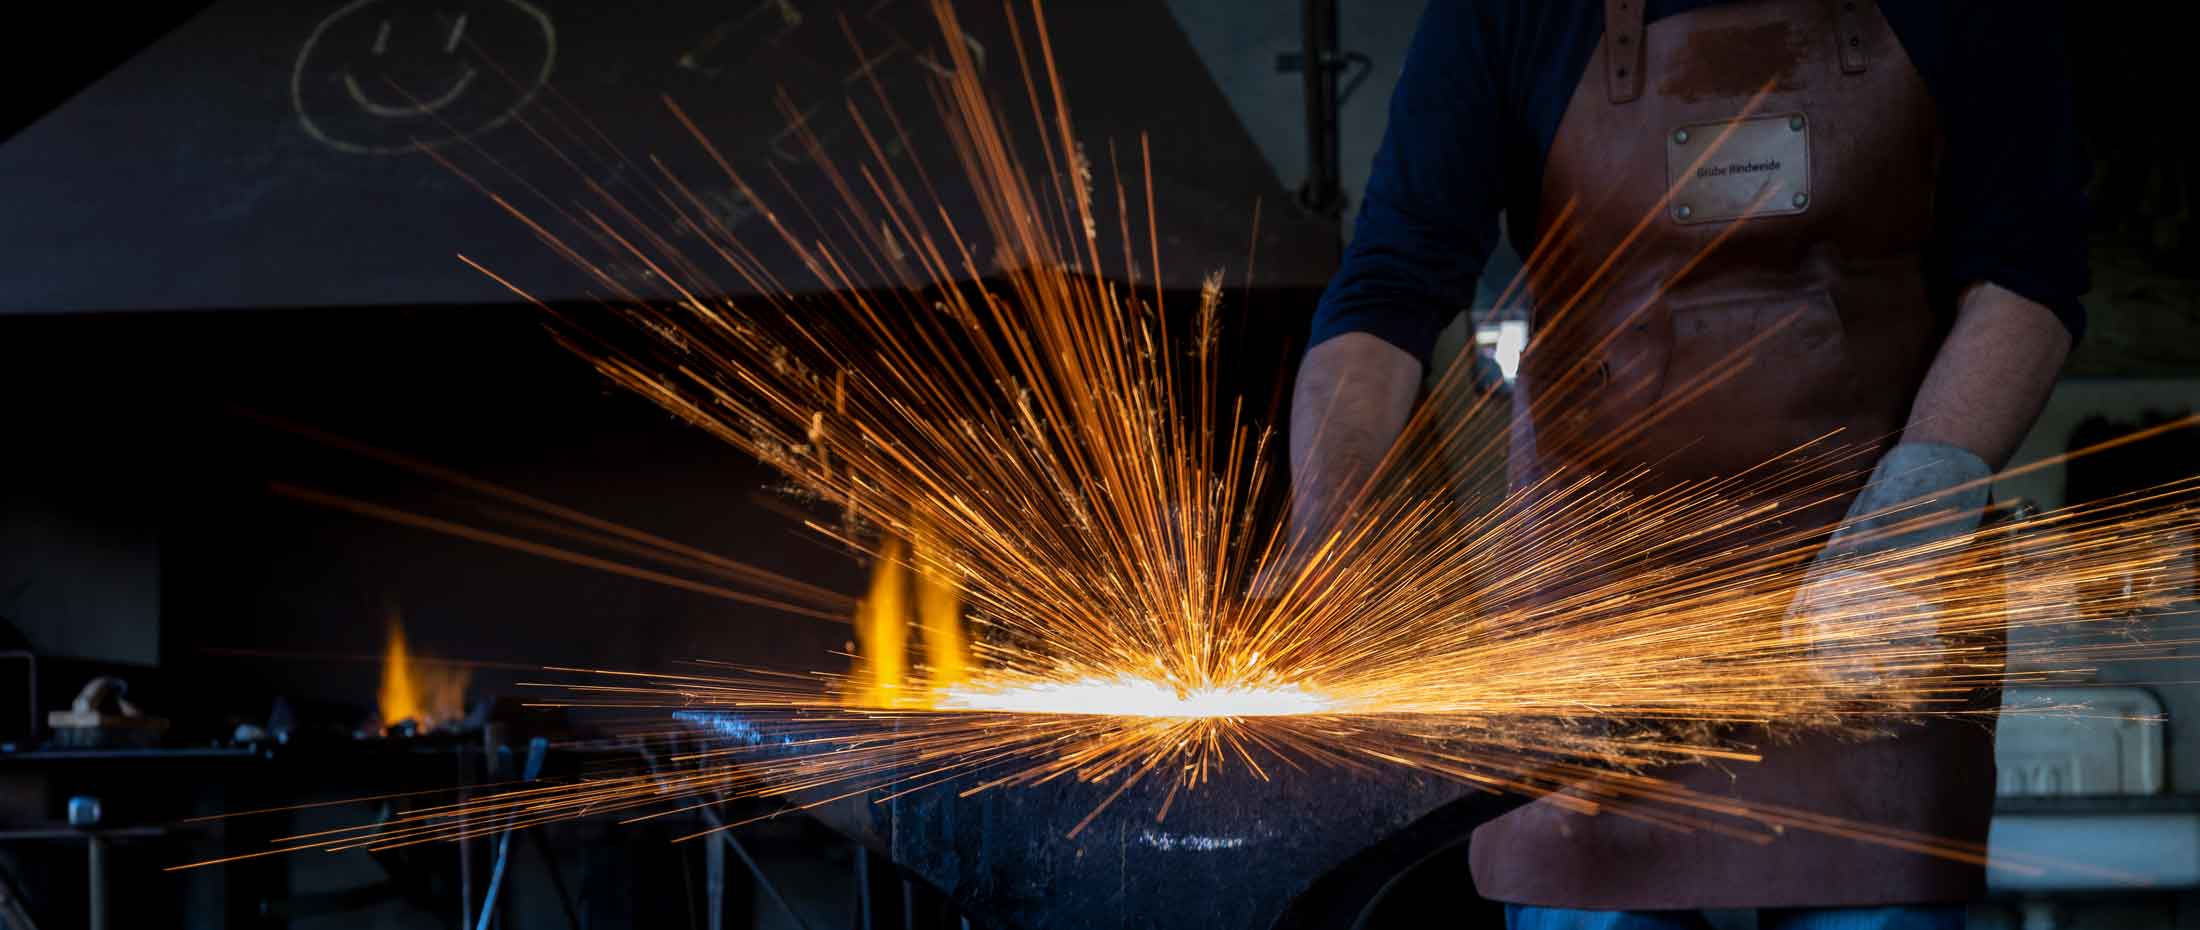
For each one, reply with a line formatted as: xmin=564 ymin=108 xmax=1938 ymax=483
xmin=1467 ymin=0 xmax=2000 ymax=909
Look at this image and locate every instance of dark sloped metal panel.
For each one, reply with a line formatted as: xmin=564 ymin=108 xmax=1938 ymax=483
xmin=0 ymin=0 xmax=1335 ymax=312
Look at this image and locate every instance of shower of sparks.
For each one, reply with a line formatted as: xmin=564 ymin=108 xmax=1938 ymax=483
xmin=177 ymin=0 xmax=2199 ymax=875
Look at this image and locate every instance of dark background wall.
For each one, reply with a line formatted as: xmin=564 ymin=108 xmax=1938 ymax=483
xmin=2 ymin=306 xmax=856 ymax=733
xmin=0 ymin=0 xmax=1341 ymax=732
xmin=0 ymin=285 xmax=1316 ymax=740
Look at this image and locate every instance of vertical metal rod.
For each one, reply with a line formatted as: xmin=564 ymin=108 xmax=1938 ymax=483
xmin=458 ymin=835 xmax=475 ymax=926
xmin=1299 ymin=0 xmax=1342 ymax=218
xmin=86 ymin=835 xmax=107 ymax=930
xmin=855 ymin=848 xmax=874 ymax=930
xmin=458 ymin=748 xmax=475 ymax=929
xmin=706 ymin=828 xmax=726 ymax=930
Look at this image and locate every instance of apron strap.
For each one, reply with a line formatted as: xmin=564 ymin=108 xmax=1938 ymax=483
xmin=1604 ymin=0 xmax=1647 ymax=103
xmin=1606 ymin=0 xmax=1875 ymax=106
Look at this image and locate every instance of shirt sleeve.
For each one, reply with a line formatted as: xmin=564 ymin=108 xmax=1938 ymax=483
xmin=1929 ymin=0 xmax=2090 ymax=339
xmin=1308 ymin=0 xmax=1512 ymax=362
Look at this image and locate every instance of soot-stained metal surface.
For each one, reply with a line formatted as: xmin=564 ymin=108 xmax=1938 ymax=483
xmin=689 ymin=711 xmax=1515 ymax=930
xmin=885 ymin=765 xmax=1482 ymax=930
xmin=0 ymin=0 xmax=1335 ymax=313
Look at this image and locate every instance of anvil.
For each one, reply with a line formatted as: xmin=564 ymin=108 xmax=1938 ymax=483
xmin=681 ymin=710 xmax=1525 ymax=929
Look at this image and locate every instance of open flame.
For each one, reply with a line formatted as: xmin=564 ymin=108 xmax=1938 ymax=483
xmin=378 ymin=612 xmax=471 ymax=733
xmin=848 ymin=529 xmax=965 ymax=708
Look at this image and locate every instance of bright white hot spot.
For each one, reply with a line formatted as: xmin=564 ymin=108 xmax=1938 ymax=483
xmin=936 ymin=676 xmax=1337 ymax=718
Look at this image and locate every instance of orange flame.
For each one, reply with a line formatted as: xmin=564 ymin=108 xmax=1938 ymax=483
xmin=378 ymin=612 xmax=471 ymax=733
xmin=852 ymin=539 xmax=911 ymax=707
xmin=914 ymin=524 xmax=968 ymax=689
xmin=849 ymin=527 xmax=967 ymax=707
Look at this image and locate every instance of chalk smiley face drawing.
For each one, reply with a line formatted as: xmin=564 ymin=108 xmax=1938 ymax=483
xmin=292 ymin=0 xmax=556 ymax=155
xmin=341 ymin=13 xmax=480 ymax=119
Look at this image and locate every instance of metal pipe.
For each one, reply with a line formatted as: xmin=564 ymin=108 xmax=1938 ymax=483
xmin=458 ymin=747 xmax=476 ymax=930
xmin=67 ymin=796 xmax=104 ymax=930
xmin=1299 ymin=0 xmax=1342 ymax=217
xmin=707 ymin=829 xmax=727 ymax=930
xmin=86 ymin=835 xmax=107 ymax=930
xmin=856 ymin=846 xmax=876 ymax=930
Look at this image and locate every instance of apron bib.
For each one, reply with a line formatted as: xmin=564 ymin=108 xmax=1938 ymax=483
xmin=1469 ymin=0 xmax=2000 ymax=908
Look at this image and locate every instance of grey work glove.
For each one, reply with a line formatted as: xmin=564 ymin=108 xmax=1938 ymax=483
xmin=1785 ymin=442 xmax=1992 ymax=686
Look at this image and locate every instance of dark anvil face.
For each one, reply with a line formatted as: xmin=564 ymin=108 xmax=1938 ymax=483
xmin=697 ymin=705 xmax=1522 ymax=930
xmin=885 ymin=765 xmax=1509 ymax=930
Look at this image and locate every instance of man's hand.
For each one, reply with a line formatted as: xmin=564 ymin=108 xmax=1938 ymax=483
xmin=1786 ymin=280 xmax=2069 ymax=683
xmin=1785 ymin=441 xmax=1990 ymax=684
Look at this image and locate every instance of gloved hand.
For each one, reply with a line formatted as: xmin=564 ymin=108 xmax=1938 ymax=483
xmin=1784 ymin=441 xmax=1991 ymax=686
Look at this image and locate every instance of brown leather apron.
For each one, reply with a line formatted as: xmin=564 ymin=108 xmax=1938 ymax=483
xmin=1468 ymin=0 xmax=2000 ymax=909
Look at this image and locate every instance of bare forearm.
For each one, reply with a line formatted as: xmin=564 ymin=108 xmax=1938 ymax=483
xmin=1899 ymin=282 xmax=2072 ymax=470
xmin=1288 ymin=332 xmax=1424 ymax=540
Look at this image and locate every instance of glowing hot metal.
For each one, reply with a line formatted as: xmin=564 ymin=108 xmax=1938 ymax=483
xmin=936 ymin=677 xmax=1339 ymax=718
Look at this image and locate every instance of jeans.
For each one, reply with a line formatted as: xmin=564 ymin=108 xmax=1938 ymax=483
xmin=1506 ymin=904 xmax=1965 ymax=930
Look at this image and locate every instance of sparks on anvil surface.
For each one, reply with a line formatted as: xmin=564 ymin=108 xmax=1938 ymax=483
xmin=936 ymin=677 xmax=1340 ymax=717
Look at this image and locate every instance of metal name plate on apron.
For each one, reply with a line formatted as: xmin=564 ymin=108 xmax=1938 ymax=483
xmin=1667 ymin=112 xmax=1811 ymax=224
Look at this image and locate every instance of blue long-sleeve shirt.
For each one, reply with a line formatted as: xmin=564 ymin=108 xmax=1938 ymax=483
xmin=1312 ymin=0 xmax=2090 ymax=361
